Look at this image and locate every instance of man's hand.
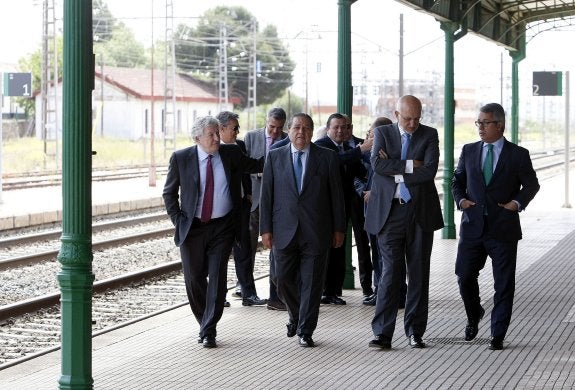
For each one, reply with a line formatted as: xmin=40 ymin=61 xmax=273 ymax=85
xmin=498 ymin=201 xmax=519 ymax=211
xmin=332 ymin=231 xmax=345 ymax=248
xmin=359 ymin=137 xmax=374 ymax=153
xmin=460 ymin=199 xmax=476 ymax=210
xmin=363 ymin=190 xmax=371 ymax=203
xmin=378 ymin=149 xmax=388 ymax=159
xmin=413 ymin=159 xmax=423 ymax=168
xmin=261 ymin=232 xmax=273 ymax=249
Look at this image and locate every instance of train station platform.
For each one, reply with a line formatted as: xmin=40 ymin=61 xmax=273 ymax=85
xmin=1 ymin=174 xmax=575 ymax=389
xmin=0 ymin=176 xmax=166 ymax=230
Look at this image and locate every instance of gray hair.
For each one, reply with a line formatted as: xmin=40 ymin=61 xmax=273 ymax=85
xmin=480 ymin=103 xmax=506 ymax=130
xmin=267 ymin=107 xmax=287 ymax=121
xmin=191 ymin=116 xmax=220 ymax=139
xmin=215 ymin=111 xmax=239 ymax=126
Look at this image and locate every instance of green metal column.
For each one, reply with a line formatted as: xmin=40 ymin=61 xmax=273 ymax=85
xmin=510 ymin=38 xmax=526 ymax=145
xmin=440 ymin=21 xmax=458 ymax=239
xmin=57 ymin=1 xmax=95 ymax=389
xmin=338 ymin=0 xmax=357 ymax=289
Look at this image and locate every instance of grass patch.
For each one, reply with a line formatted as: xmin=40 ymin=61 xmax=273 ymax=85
xmin=3 ymin=135 xmax=194 ymax=174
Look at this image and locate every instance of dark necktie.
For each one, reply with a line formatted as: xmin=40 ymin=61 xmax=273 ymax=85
xmin=201 ymin=155 xmax=214 ymax=222
xmin=483 ymin=144 xmax=494 ymax=184
xmin=293 ymin=151 xmax=303 ymax=193
xmin=399 ymin=133 xmax=411 ymax=202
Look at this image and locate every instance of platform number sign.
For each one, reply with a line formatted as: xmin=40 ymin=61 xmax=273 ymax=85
xmin=3 ymin=72 xmax=32 ymax=97
xmin=533 ymin=71 xmax=562 ymax=96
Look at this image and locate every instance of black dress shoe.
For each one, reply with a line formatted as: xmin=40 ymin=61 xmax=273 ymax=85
xmin=197 ymin=336 xmax=203 ymax=344
xmin=203 ymin=335 xmax=217 ymax=348
xmin=266 ymin=300 xmax=287 ymax=311
xmin=231 ymin=290 xmax=242 ymax=298
xmin=488 ymin=336 xmax=504 ymax=350
xmin=398 ymin=297 xmax=406 ymax=309
xmin=362 ymin=295 xmax=376 ymax=306
xmin=223 ymin=300 xmax=231 ymax=308
xmin=286 ymin=322 xmax=297 ymax=338
xmin=464 ymin=307 xmax=485 ymax=341
xmin=369 ymin=335 xmax=392 ymax=349
xmin=409 ymin=334 xmax=426 ymax=348
xmin=320 ymin=295 xmax=346 ymax=305
xmin=299 ymin=334 xmax=315 ymax=347
xmin=242 ymin=295 xmax=268 ymax=306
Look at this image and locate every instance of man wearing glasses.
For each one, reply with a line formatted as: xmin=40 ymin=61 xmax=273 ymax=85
xmin=216 ymin=111 xmax=267 ymax=307
xmin=452 ymin=103 xmax=539 ymax=350
xmin=366 ymin=95 xmax=443 ymax=349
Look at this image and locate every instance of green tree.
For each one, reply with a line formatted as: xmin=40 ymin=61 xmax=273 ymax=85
xmin=93 ymin=0 xmax=116 ymax=43
xmin=174 ymin=6 xmax=294 ymax=109
xmin=94 ymin=22 xmax=147 ymax=68
xmin=272 ymin=90 xmax=304 ymax=119
xmin=17 ymin=37 xmax=63 ymax=116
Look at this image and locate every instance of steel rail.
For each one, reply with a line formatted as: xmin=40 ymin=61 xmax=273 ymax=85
xmin=0 ymin=227 xmax=173 ymax=271
xmin=0 ymin=260 xmax=182 ymax=322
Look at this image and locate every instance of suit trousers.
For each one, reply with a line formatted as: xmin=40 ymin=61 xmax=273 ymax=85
xmin=232 ymin=197 xmax=257 ymax=297
xmin=273 ymin=227 xmax=329 ymax=336
xmin=323 ymin=241 xmax=346 ymax=297
xmin=350 ymin=193 xmax=373 ymax=295
xmin=455 ymin=235 xmax=518 ymax=339
xmin=372 ymin=202 xmax=433 ymax=338
xmin=250 ymin=206 xmax=281 ymax=301
xmin=179 ymin=214 xmax=235 ymax=338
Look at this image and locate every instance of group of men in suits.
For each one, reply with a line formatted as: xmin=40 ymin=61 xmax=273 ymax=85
xmin=162 ymin=97 xmax=539 ymax=351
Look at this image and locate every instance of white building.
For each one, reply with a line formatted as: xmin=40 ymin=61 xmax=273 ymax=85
xmin=35 ymin=66 xmax=235 ymax=140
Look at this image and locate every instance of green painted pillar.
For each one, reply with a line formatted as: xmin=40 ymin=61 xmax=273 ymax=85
xmin=440 ymin=21 xmax=458 ymax=239
xmin=338 ymin=0 xmax=357 ymax=289
xmin=57 ymin=1 xmax=95 ymax=389
xmin=510 ymin=38 xmax=526 ymax=145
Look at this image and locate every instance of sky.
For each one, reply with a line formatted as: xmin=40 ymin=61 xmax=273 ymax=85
xmin=1 ymin=0 xmax=574 ymax=122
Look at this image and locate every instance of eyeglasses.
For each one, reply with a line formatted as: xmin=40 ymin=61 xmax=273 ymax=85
xmin=475 ymin=120 xmax=499 ymax=127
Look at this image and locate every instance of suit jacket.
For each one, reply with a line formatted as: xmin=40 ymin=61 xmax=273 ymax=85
xmin=451 ymin=138 xmax=540 ymax=241
xmin=259 ymin=143 xmax=346 ymax=254
xmin=364 ymin=123 xmax=443 ymax=235
xmin=314 ymin=135 xmax=367 ymax=217
xmin=236 ymin=139 xmax=252 ymax=198
xmin=162 ymin=144 xmax=264 ymax=246
xmin=243 ymin=128 xmax=288 ymax=212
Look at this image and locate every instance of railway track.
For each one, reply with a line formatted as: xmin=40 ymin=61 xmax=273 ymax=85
xmin=1 ymin=148 xmax=572 ymax=191
xmin=2 ymin=166 xmax=169 ymax=191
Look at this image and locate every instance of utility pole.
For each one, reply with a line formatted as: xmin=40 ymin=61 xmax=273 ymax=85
xmin=399 ymin=13 xmax=404 ymax=97
xmin=149 ymin=0 xmax=156 ymax=187
xmin=41 ymin=0 xmax=59 ymax=169
xmin=163 ymin=0 xmax=177 ymax=157
xmin=218 ymin=23 xmax=229 ymax=111
xmin=247 ymin=20 xmax=257 ymax=130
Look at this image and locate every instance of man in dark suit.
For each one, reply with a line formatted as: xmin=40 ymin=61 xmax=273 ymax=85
xmin=315 ymin=113 xmax=372 ymax=305
xmin=365 ymin=95 xmax=444 ymax=349
xmin=243 ymin=107 xmax=288 ymax=311
xmin=343 ymin=115 xmax=376 ymax=301
xmin=452 ymin=102 xmax=539 ymax=351
xmin=260 ymin=113 xmax=346 ymax=347
xmin=216 ymin=111 xmax=266 ymax=307
xmin=163 ymin=116 xmax=264 ymax=348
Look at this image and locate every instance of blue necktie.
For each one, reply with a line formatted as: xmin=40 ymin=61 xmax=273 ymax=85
xmin=399 ymin=133 xmax=411 ymax=202
xmin=483 ymin=144 xmax=493 ymax=184
xmin=294 ymin=151 xmax=303 ymax=193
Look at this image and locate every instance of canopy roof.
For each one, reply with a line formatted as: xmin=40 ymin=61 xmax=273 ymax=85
xmin=396 ymin=0 xmax=575 ymax=51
